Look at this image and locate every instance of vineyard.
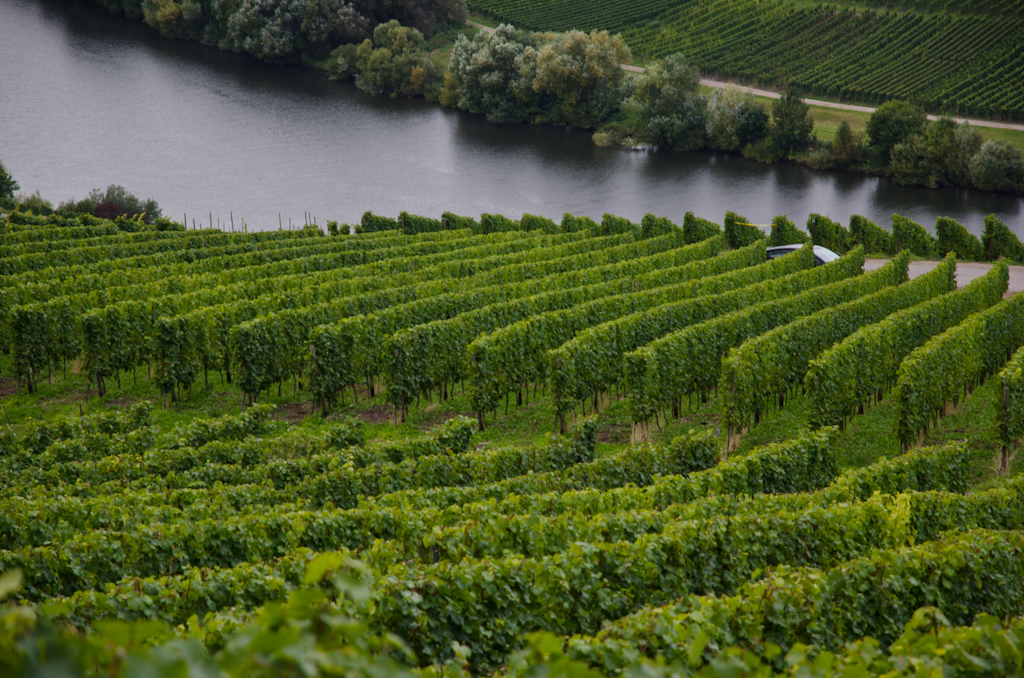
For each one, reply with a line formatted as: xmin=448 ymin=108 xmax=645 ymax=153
xmin=2 ymin=208 xmax=1024 ymax=675
xmin=466 ymin=0 xmax=1024 ymax=121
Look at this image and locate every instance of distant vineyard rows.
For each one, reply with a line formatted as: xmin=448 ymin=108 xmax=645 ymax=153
xmin=467 ymin=0 xmax=1024 ymax=121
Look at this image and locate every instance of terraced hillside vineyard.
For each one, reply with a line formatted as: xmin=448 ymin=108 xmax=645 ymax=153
xmin=2 ymin=208 xmax=1024 ymax=676
xmin=467 ymin=0 xmax=1024 ymax=120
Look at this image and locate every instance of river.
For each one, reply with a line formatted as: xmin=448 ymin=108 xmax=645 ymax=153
xmin=1 ymin=0 xmax=1022 ymax=235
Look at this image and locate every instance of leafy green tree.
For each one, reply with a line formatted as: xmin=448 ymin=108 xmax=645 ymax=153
xmin=926 ymin=118 xmax=981 ymax=186
xmin=0 ymin=160 xmax=18 ymax=207
xmin=441 ymin=24 xmax=538 ymax=123
xmin=706 ymin=87 xmax=769 ymax=152
xmin=355 ymin=20 xmax=441 ymax=99
xmin=524 ymin=30 xmax=632 ymax=129
xmin=866 ymin=100 xmax=926 ymax=165
xmin=971 ymin=140 xmax=1024 ymax=193
xmin=622 ymin=53 xmax=707 ymax=150
xmin=831 ymin=120 xmax=867 ymax=168
xmin=328 ymin=42 xmax=360 ymax=80
xmin=17 ymin=191 xmax=53 ymax=215
xmin=86 ymin=185 xmax=162 ymax=222
xmin=220 ymin=0 xmax=369 ymax=62
xmin=889 ymin=134 xmax=934 ymax=186
xmin=768 ymin=90 xmax=814 ymax=159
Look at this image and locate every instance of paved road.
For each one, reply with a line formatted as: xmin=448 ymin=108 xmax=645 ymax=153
xmin=865 ymin=259 xmax=1024 ymax=297
xmin=466 ymin=21 xmax=1024 ymax=133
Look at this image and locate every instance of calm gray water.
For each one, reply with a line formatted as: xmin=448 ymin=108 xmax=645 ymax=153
xmin=2 ymin=0 xmax=1022 ymax=236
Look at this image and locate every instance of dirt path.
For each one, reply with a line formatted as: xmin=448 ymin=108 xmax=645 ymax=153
xmin=466 ymin=21 xmax=1024 ymax=132
xmin=865 ymin=259 xmax=1024 ymax=297
xmin=700 ymin=78 xmax=1024 ymax=132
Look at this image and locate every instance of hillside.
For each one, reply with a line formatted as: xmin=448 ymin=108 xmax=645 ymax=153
xmin=2 ymin=209 xmax=1024 ymax=675
xmin=467 ymin=0 xmax=1024 ymax=121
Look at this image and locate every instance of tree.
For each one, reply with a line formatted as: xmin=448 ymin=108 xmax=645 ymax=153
xmin=830 ymin=120 xmax=866 ymax=168
xmin=86 ymin=185 xmax=162 ymax=222
xmin=525 ymin=30 xmax=632 ymax=129
xmin=441 ymin=24 xmax=538 ymax=123
xmin=220 ymin=0 xmax=368 ymax=62
xmin=355 ymin=20 xmax=440 ymax=99
xmin=622 ymin=53 xmax=707 ymax=150
xmin=706 ymin=88 xmax=769 ymax=152
xmin=971 ymin=141 xmax=1024 ymax=193
xmin=924 ymin=117 xmax=981 ymax=186
xmin=889 ymin=134 xmax=935 ymax=187
xmin=769 ymin=90 xmax=814 ymax=159
xmin=0 ymin=160 xmax=18 ymax=207
xmin=866 ymin=100 xmax=926 ymax=165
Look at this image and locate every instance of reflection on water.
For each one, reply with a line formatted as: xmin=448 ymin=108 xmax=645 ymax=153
xmin=1 ymin=0 xmax=1021 ymax=234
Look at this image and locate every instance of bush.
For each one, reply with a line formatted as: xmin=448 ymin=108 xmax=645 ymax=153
xmin=971 ymin=140 xmax=1024 ymax=193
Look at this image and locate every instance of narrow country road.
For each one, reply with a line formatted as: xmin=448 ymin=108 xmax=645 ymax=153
xmin=466 ymin=21 xmax=1024 ymax=133
xmin=865 ymin=259 xmax=1024 ymax=297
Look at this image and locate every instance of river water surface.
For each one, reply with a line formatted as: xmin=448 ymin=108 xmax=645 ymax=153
xmin=2 ymin=0 xmax=1022 ymax=235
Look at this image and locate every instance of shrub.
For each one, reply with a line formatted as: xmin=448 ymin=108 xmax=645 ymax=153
xmin=971 ymin=140 xmax=1024 ymax=193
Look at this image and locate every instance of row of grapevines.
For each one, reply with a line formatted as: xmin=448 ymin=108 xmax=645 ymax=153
xmin=723 ymin=210 xmax=762 ymax=248
xmin=0 ymin=227 xmax=325 ymax=288
xmin=79 ymin=229 xmax=551 ymax=395
xmin=502 ymin=241 xmax=771 ymax=420
xmin=233 ymin=231 xmax=634 ymax=402
xmin=32 ymin=434 xmax=967 ymax=633
xmin=383 ymin=235 xmax=727 ymax=417
xmin=305 ymin=231 xmax=685 ymax=410
xmin=0 ymin=224 xmax=195 ymax=260
xmin=850 ymin=214 xmax=897 ymax=254
xmin=892 ymin=214 xmax=937 ymax=255
xmin=806 ymin=213 xmax=850 ymax=253
xmin=804 ymin=256 xmax=1000 ymax=429
xmin=624 ymin=247 xmax=866 ymax=428
xmin=997 ymin=344 xmax=1024 ymax=450
xmin=567 ymin=528 xmax=1024 ymax=675
xmin=0 ymin=421 xmax=597 ymax=600
xmin=0 ymin=227 xmax=435 ymax=348
xmin=720 ymin=251 xmax=939 ymax=434
xmin=767 ymin=215 xmax=810 ymax=246
xmin=983 ymin=214 xmax=1024 ymax=262
xmin=0 ymin=214 xmax=119 ymax=242
xmin=543 ymin=241 xmax=800 ymax=421
xmin=366 ymin=488 xmax=1024 ymax=668
xmin=0 ymin=430 xmax=969 ymax=574
xmin=8 ymin=228 xmax=492 ymax=383
xmin=894 ymin=274 xmax=1022 ymax=447
xmin=0 ymin=228 xmax=315 ymax=275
